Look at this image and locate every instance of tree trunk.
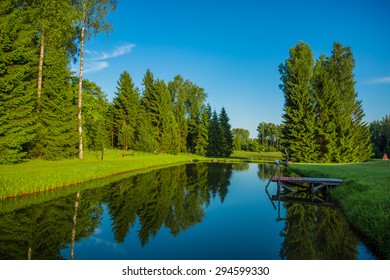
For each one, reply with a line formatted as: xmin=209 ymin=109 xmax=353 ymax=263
xmin=70 ymin=191 xmax=80 ymax=260
xmin=37 ymin=34 xmax=45 ymax=99
xmin=78 ymin=8 xmax=86 ymax=160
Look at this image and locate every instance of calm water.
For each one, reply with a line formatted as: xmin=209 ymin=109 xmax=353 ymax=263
xmin=0 ymin=163 xmax=376 ymax=260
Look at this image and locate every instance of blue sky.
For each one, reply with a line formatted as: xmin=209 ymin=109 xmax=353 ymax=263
xmin=76 ymin=0 xmax=390 ymax=138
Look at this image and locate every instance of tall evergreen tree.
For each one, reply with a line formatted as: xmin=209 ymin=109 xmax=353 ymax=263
xmin=36 ymin=47 xmax=78 ymax=159
xmin=218 ymin=107 xmax=234 ymax=157
xmin=327 ymin=42 xmax=372 ymax=162
xmin=186 ymin=83 xmax=207 ymax=154
xmin=312 ymin=55 xmax=338 ymax=162
xmin=168 ymin=75 xmax=188 ymax=153
xmin=113 ymin=71 xmax=140 ymax=150
xmin=279 ymin=41 xmax=319 ymax=162
xmin=207 ymin=109 xmax=221 ymax=156
xmin=0 ymin=1 xmax=38 ymax=163
xmin=81 ymin=79 xmax=110 ymax=151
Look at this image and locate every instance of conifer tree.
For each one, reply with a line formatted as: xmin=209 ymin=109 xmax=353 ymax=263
xmin=37 ymin=47 xmax=78 ymax=159
xmin=194 ymin=108 xmax=209 ymax=156
xmin=327 ymin=42 xmax=372 ymax=162
xmin=168 ymin=75 xmax=188 ymax=152
xmin=0 ymin=1 xmax=38 ymax=163
xmin=279 ymin=41 xmax=319 ymax=162
xmin=207 ymin=109 xmax=221 ymax=156
xmin=186 ymin=83 xmax=207 ymax=154
xmin=312 ymin=55 xmax=338 ymax=162
xmin=113 ymin=71 xmax=140 ymax=150
xmin=82 ymin=80 xmax=110 ymax=151
xmin=218 ymin=107 xmax=234 ymax=157
xmin=135 ymin=107 xmax=158 ymax=152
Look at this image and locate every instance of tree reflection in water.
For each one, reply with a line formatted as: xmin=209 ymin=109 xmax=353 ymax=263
xmin=0 ymin=163 xmax=370 ymax=259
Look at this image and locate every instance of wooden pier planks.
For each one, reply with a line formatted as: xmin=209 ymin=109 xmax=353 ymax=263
xmin=271 ymin=176 xmax=342 ymax=185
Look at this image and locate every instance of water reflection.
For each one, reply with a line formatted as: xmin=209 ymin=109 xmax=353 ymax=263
xmin=0 ymin=163 xmax=375 ymax=260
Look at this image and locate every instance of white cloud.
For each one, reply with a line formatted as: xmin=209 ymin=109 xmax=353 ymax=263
xmin=90 ymin=44 xmax=135 ymax=61
xmin=368 ymin=76 xmax=390 ymax=85
xmin=72 ymin=43 xmax=135 ymax=74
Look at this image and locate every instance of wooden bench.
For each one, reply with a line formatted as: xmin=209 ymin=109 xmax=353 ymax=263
xmin=120 ymin=154 xmax=134 ymax=157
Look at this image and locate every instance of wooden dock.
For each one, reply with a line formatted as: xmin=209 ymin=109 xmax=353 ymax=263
xmin=267 ymin=175 xmax=343 ymax=194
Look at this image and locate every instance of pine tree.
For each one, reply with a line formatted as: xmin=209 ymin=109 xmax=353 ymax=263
xmin=0 ymin=1 xmax=38 ymax=163
xmin=135 ymin=107 xmax=158 ymax=152
xmin=194 ymin=107 xmax=209 ymax=156
xmin=37 ymin=47 xmax=78 ymax=160
xmin=279 ymin=41 xmax=319 ymax=162
xmin=168 ymin=75 xmax=188 ymax=152
xmin=82 ymin=79 xmax=110 ymax=151
xmin=186 ymin=83 xmax=207 ymax=154
xmin=155 ymin=80 xmax=179 ymax=154
xmin=207 ymin=109 xmax=221 ymax=156
xmin=312 ymin=55 xmax=338 ymax=162
xmin=327 ymin=42 xmax=372 ymax=162
xmin=218 ymin=107 xmax=234 ymax=157
xmin=113 ymin=71 xmax=140 ymax=150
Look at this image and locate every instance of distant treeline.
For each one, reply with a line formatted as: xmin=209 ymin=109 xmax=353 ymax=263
xmin=370 ymin=115 xmax=390 ymax=158
xmin=0 ymin=0 xmax=233 ymax=164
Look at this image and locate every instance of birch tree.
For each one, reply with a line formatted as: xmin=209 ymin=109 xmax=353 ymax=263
xmin=75 ymin=0 xmax=117 ymax=159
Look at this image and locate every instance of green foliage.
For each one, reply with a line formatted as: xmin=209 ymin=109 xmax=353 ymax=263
xmin=280 ymin=41 xmax=372 ymax=163
xmin=370 ymin=115 xmax=390 ymax=158
xmin=219 ymin=107 xmax=234 ymax=157
xmin=113 ymin=71 xmax=140 ymax=150
xmin=36 ymin=48 xmax=78 ymax=160
xmin=232 ymin=128 xmax=250 ymax=151
xmin=279 ymin=41 xmax=319 ymax=162
xmin=256 ymin=122 xmax=282 ymax=152
xmin=81 ymin=79 xmax=110 ymax=151
xmin=290 ymin=160 xmax=390 ymax=259
xmin=0 ymin=1 xmax=38 ymax=163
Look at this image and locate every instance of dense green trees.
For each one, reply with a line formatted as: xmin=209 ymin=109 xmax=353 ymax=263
xmin=280 ymin=41 xmax=372 ymax=163
xmin=112 ymin=70 xmax=233 ymax=157
xmin=370 ymin=115 xmax=390 ymax=158
xmin=256 ymin=122 xmax=282 ymax=152
xmin=0 ymin=0 xmax=38 ymax=164
xmin=0 ymin=2 xmax=235 ymax=164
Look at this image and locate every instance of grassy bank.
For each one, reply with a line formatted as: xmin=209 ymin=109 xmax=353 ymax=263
xmin=289 ymin=160 xmax=390 ymax=259
xmin=0 ymin=150 xmax=208 ymax=199
xmin=230 ymin=150 xmax=285 ymax=161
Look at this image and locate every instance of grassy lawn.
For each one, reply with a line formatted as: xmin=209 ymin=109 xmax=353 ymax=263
xmin=0 ymin=150 xmax=207 ymax=199
xmin=231 ymin=150 xmax=285 ymax=161
xmin=289 ymin=160 xmax=390 ymax=259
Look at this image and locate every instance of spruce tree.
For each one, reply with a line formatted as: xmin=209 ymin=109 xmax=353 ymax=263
xmin=194 ymin=107 xmax=209 ymax=156
xmin=135 ymin=107 xmax=158 ymax=152
xmin=186 ymin=83 xmax=207 ymax=154
xmin=37 ymin=47 xmax=78 ymax=160
xmin=82 ymin=79 xmax=110 ymax=151
xmin=279 ymin=41 xmax=319 ymax=162
xmin=168 ymin=75 xmax=188 ymax=153
xmin=207 ymin=109 xmax=221 ymax=156
xmin=327 ymin=42 xmax=372 ymax=162
xmin=218 ymin=107 xmax=233 ymax=157
xmin=312 ymin=55 xmax=338 ymax=162
xmin=113 ymin=71 xmax=140 ymax=150
xmin=0 ymin=1 xmax=38 ymax=163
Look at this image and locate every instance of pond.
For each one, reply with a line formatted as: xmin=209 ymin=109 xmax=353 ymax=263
xmin=0 ymin=163 xmax=376 ymax=260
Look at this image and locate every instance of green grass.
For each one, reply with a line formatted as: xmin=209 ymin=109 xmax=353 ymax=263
xmin=0 ymin=150 xmax=207 ymax=199
xmin=231 ymin=150 xmax=285 ymax=161
xmin=289 ymin=160 xmax=390 ymax=259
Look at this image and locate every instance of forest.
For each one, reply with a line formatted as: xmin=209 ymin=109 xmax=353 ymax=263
xmin=0 ymin=0 xmax=234 ymax=164
xmin=1 ymin=1 xmax=387 ymax=165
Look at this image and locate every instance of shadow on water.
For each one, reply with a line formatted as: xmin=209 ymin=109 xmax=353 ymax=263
xmin=0 ymin=163 xmax=377 ymax=260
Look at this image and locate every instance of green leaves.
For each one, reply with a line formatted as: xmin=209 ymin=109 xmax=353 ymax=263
xmin=280 ymin=42 xmax=372 ymax=163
